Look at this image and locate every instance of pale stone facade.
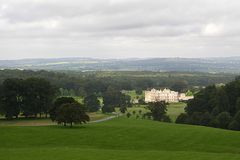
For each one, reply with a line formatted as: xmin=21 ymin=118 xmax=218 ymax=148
xmin=145 ymin=88 xmax=193 ymax=103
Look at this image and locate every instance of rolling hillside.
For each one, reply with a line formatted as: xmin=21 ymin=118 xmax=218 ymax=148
xmin=2 ymin=57 xmax=240 ymax=73
xmin=0 ymin=117 xmax=240 ymax=160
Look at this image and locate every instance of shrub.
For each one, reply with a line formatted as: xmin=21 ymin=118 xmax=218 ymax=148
xmin=162 ymin=115 xmax=171 ymax=123
xmin=188 ymin=112 xmax=202 ymax=125
xmin=200 ymin=112 xmax=212 ymax=126
xmin=228 ymin=120 xmax=240 ymax=131
xmin=176 ymin=113 xmax=189 ymax=124
xmin=216 ymin=112 xmax=232 ymax=129
xmin=102 ymin=105 xmax=115 ymax=113
xmin=126 ymin=112 xmax=131 ymax=118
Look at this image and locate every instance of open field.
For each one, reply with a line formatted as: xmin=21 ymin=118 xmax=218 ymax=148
xmin=0 ymin=117 xmax=240 ymax=160
xmin=128 ymin=102 xmax=186 ymax=122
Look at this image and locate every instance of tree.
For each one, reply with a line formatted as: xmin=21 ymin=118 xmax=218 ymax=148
xmin=50 ymin=97 xmax=76 ymax=121
xmin=102 ymin=87 xmax=131 ymax=113
xmin=171 ymin=81 xmax=188 ymax=92
xmin=216 ymin=112 xmax=232 ymax=129
xmin=1 ymin=79 xmax=23 ymax=119
xmin=135 ymin=89 xmax=143 ymax=95
xmin=102 ymin=105 xmax=115 ymax=113
xmin=235 ymin=97 xmax=240 ymax=112
xmin=228 ymin=120 xmax=240 ymax=131
xmin=176 ymin=113 xmax=189 ymax=124
xmin=22 ymin=78 xmax=57 ymax=118
xmin=83 ymin=94 xmax=101 ymax=112
xmin=119 ymin=106 xmax=127 ymax=114
xmin=188 ymin=112 xmax=203 ymax=125
xmin=162 ymin=115 xmax=171 ymax=123
xmin=126 ymin=112 xmax=131 ymax=118
xmin=55 ymin=102 xmax=90 ymax=127
xmin=200 ymin=112 xmax=212 ymax=126
xmin=139 ymin=110 xmax=142 ymax=115
xmin=145 ymin=102 xmax=168 ymax=121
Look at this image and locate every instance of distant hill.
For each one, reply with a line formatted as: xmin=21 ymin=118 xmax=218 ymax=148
xmin=1 ymin=57 xmax=240 ymax=73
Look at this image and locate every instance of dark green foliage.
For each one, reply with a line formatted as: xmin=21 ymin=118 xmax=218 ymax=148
xmin=0 ymin=78 xmax=57 ymax=119
xmin=119 ymin=106 xmax=127 ymax=114
xmin=55 ymin=102 xmax=90 ymax=127
xmin=235 ymin=97 xmax=240 ymax=112
xmin=22 ymin=78 xmax=57 ymax=117
xmin=171 ymin=80 xmax=188 ymax=92
xmin=234 ymin=111 xmax=240 ymax=123
xmin=200 ymin=112 xmax=212 ymax=126
xmin=126 ymin=112 xmax=131 ymax=118
xmin=216 ymin=112 xmax=232 ymax=129
xmin=102 ymin=87 xmax=131 ymax=113
xmin=162 ymin=115 xmax=171 ymax=123
xmin=135 ymin=89 xmax=143 ymax=95
xmin=83 ymin=94 xmax=100 ymax=112
xmin=0 ymin=70 xmax=234 ymax=99
xmin=50 ymin=97 xmax=76 ymax=121
xmin=176 ymin=113 xmax=189 ymax=124
xmin=180 ymin=78 xmax=240 ymax=130
xmin=102 ymin=105 xmax=115 ymax=113
xmin=188 ymin=112 xmax=203 ymax=125
xmin=228 ymin=120 xmax=240 ymax=131
xmin=145 ymin=102 xmax=169 ymax=122
xmin=139 ymin=110 xmax=142 ymax=115
xmin=1 ymin=79 xmax=23 ymax=119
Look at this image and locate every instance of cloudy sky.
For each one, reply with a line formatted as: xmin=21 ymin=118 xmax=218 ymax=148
xmin=0 ymin=0 xmax=240 ymax=60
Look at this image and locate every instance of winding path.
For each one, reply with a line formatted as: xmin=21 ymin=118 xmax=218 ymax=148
xmin=89 ymin=115 xmax=119 ymax=123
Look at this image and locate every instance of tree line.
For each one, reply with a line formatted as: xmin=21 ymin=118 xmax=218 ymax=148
xmin=0 ymin=70 xmax=235 ymax=97
xmin=0 ymin=77 xmax=132 ymax=121
xmin=0 ymin=78 xmax=57 ymax=119
xmin=176 ymin=76 xmax=240 ymax=131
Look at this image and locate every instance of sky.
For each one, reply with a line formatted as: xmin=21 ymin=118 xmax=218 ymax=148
xmin=0 ymin=0 xmax=240 ymax=60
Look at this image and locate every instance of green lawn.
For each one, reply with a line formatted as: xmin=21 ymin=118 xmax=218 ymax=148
xmin=127 ymin=102 xmax=186 ymax=122
xmin=167 ymin=102 xmax=186 ymax=121
xmin=0 ymin=117 xmax=240 ymax=160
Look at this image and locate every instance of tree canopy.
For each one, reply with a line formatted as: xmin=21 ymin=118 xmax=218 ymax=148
xmin=177 ymin=77 xmax=240 ymax=130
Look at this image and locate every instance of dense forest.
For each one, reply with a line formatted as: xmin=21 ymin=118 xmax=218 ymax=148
xmin=176 ymin=77 xmax=240 ymax=131
xmin=0 ymin=70 xmax=235 ymax=97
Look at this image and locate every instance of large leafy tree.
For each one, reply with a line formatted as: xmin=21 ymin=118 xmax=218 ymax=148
xmin=1 ymin=79 xmax=23 ymax=119
xmin=83 ymin=94 xmax=100 ymax=112
xmin=50 ymin=97 xmax=76 ymax=121
xmin=102 ymin=86 xmax=131 ymax=113
xmin=55 ymin=102 xmax=90 ymax=127
xmin=22 ymin=78 xmax=57 ymax=117
xmin=145 ymin=101 xmax=170 ymax=122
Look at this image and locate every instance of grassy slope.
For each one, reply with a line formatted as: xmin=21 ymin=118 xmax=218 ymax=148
xmin=0 ymin=117 xmax=240 ymax=160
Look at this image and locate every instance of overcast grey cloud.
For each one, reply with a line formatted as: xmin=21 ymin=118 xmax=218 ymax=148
xmin=0 ymin=0 xmax=240 ymax=59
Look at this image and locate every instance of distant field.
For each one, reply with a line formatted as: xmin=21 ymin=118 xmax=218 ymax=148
xmin=0 ymin=117 xmax=240 ymax=160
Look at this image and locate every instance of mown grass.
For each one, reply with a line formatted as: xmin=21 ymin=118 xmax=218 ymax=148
xmin=0 ymin=117 xmax=240 ymax=160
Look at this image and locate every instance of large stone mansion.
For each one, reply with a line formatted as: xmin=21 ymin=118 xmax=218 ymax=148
xmin=145 ymin=88 xmax=194 ymax=103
